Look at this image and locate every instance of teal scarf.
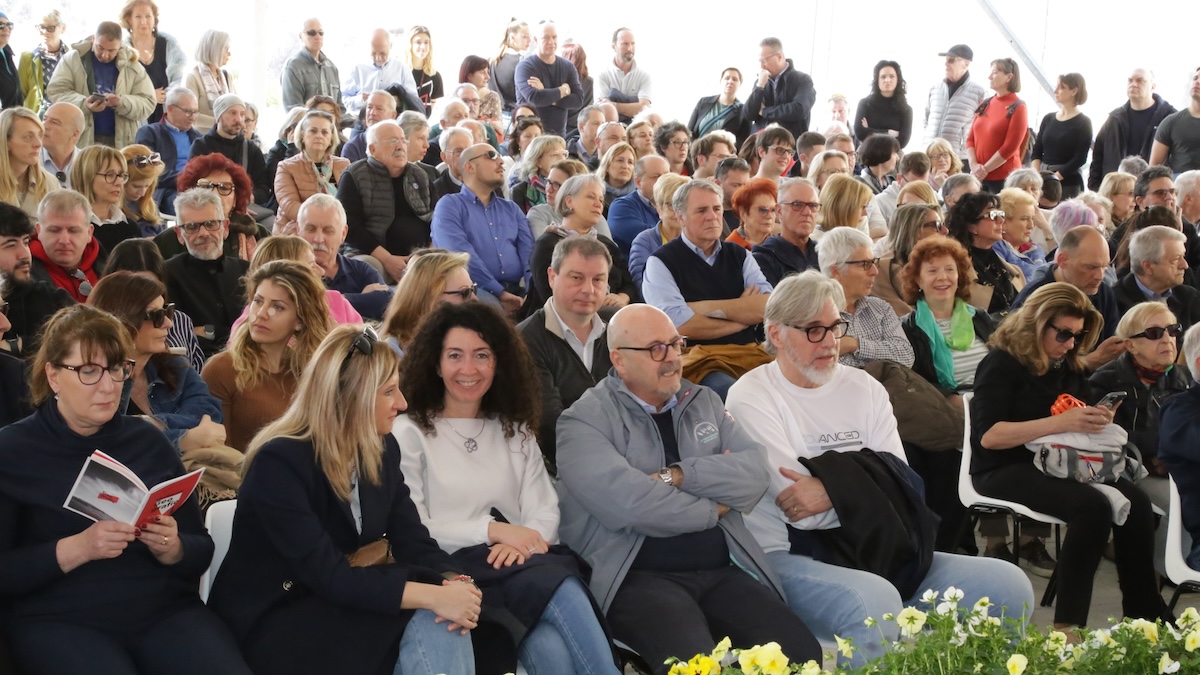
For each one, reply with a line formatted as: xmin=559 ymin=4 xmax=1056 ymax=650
xmin=914 ymin=298 xmax=976 ymax=390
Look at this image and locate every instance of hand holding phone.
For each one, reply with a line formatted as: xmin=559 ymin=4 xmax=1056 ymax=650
xmin=1096 ymin=391 xmax=1127 ymax=410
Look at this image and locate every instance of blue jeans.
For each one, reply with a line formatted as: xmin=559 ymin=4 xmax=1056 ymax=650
xmin=395 ymin=609 xmax=475 ymax=675
xmin=765 ymin=550 xmax=1033 ymax=667
xmin=699 ymin=371 xmax=737 ymax=401
xmin=519 ymin=577 xmax=620 ymax=675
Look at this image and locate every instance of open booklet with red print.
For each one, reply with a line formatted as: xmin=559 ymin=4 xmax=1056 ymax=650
xmin=63 ymin=450 xmax=204 ymax=529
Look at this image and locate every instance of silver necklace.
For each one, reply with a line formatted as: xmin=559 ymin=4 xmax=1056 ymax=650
xmin=444 ymin=418 xmax=485 ymax=452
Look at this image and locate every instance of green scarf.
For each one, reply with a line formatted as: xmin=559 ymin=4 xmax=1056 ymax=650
xmin=914 ymin=298 xmax=975 ymax=390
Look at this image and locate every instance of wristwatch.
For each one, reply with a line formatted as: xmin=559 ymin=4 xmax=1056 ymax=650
xmin=657 ymin=467 xmax=674 ymax=486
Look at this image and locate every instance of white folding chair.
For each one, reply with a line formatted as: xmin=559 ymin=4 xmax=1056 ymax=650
xmin=199 ymin=499 xmax=237 ymax=603
xmin=1166 ymin=478 xmax=1200 ymax=612
xmin=959 ymin=394 xmax=1065 ymax=607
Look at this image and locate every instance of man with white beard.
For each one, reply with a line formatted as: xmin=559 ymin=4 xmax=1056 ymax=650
xmin=296 ymin=194 xmax=390 ymax=319
xmin=164 ymin=188 xmax=250 ymax=356
xmin=725 ymin=271 xmax=1032 ymax=668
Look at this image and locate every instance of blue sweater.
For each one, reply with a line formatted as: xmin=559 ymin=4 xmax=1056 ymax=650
xmin=514 ymin=54 xmax=583 ymax=136
xmin=608 ymin=191 xmax=659 ymax=257
xmin=1158 ymin=385 xmax=1200 ymax=569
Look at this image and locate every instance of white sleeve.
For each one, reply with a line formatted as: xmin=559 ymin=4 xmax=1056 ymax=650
xmin=515 ymin=430 xmax=561 ymax=543
xmin=866 ymin=379 xmax=909 ymax=463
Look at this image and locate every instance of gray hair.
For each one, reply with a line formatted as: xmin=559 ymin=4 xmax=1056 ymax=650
xmin=555 ymin=174 xmax=605 ymax=218
xmin=715 ymin=157 xmax=751 ymax=181
xmin=1175 ymin=170 xmax=1200 ymax=199
xmin=550 ymin=236 xmax=612 ymax=273
xmin=452 ymin=82 xmax=479 ymax=98
xmin=817 ymin=226 xmax=873 ymax=276
xmin=597 ymin=121 xmax=624 ymax=139
xmin=165 ymin=86 xmax=196 ymax=108
xmin=779 ymin=176 xmax=818 ymax=198
xmin=1129 ymin=225 xmax=1186 ymax=277
xmin=173 ymin=187 xmax=225 ymax=221
xmin=1183 ymin=323 xmax=1200 ymax=380
xmin=1004 ymin=168 xmax=1043 ymax=192
xmin=941 ymin=173 xmax=981 ymax=200
xmin=397 ymin=110 xmax=430 ymax=139
xmin=297 ymin=193 xmax=346 ymax=227
xmin=671 ymin=179 xmax=723 ymax=216
xmin=434 ymin=97 xmax=467 ymax=124
xmin=366 ymin=119 xmax=402 ymax=147
xmin=519 ymin=135 xmax=566 ymax=182
xmin=367 ymin=89 xmax=397 ymax=111
xmin=292 ymin=109 xmax=337 ymax=150
xmin=276 ymin=106 xmax=308 ymax=143
xmin=37 ymin=189 xmax=92 ymax=224
xmin=763 ymin=271 xmax=846 ymax=354
xmin=576 ymin=104 xmax=605 ymax=128
xmin=1075 ymin=190 xmax=1113 ymax=215
xmin=194 ymin=29 xmax=231 ymax=68
xmin=439 ymin=126 xmax=472 ymax=151
xmin=1119 ymin=155 xmax=1149 ymax=177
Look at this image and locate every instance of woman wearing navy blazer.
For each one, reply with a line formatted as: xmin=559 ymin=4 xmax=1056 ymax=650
xmin=207 ymin=324 xmax=482 ymax=675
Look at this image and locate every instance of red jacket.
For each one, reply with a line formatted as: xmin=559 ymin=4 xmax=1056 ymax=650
xmin=30 ymin=236 xmax=102 ymax=303
xmin=966 ymin=92 xmax=1028 ymax=182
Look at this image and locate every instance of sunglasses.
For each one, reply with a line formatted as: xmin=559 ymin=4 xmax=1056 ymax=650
xmin=144 ymin=303 xmax=176 ymax=328
xmin=442 ymin=284 xmax=478 ymax=300
xmin=1130 ymin=324 xmax=1183 ymax=341
xmin=128 ymin=153 xmax=162 ymax=168
xmin=466 ymin=149 xmax=500 ymax=163
xmin=305 ymin=29 xmax=324 ymax=37
xmin=37 ymin=24 xmax=59 ymax=32
xmin=1049 ymin=324 xmax=1088 ymax=343
xmin=981 ymin=209 xmax=1006 ymax=222
xmin=340 ymin=325 xmax=379 ymax=374
xmin=72 ymin=269 xmax=93 ymax=297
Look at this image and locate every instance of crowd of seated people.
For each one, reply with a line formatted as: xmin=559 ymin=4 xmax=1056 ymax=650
xmin=4 ymin=9 xmax=1200 ymax=673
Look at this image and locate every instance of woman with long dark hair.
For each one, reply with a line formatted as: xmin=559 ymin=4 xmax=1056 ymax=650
xmin=945 ymin=191 xmax=1026 ymax=313
xmin=854 ymin=60 xmax=912 ymax=148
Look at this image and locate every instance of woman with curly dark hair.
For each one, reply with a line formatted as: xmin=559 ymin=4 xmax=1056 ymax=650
xmin=945 ymin=191 xmax=1025 ymax=314
xmin=653 ymin=120 xmax=691 ymax=175
xmin=854 ymin=60 xmax=912 ymax=148
xmin=393 ymin=302 xmax=618 ymax=675
xmin=153 ymin=153 xmax=269 ymax=261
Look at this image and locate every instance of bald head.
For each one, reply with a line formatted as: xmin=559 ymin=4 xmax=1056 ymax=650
xmin=370 ymin=29 xmax=391 ymax=66
xmin=1056 ymin=226 xmax=1109 ymax=295
xmin=43 ymin=102 xmax=85 ymax=154
xmin=609 ymin=304 xmax=684 ymax=407
xmin=608 ymin=304 xmax=672 ymax=350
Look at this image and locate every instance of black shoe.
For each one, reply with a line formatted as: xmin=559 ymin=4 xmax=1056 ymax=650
xmin=1017 ymin=540 xmax=1057 ymax=578
xmin=984 ymin=542 xmax=1013 ymax=562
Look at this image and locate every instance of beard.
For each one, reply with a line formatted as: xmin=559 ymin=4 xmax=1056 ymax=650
xmin=186 ymin=238 xmax=224 ymax=261
xmin=784 ymin=339 xmax=839 ymax=386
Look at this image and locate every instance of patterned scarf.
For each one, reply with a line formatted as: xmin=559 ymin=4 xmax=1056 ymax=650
xmin=914 ymin=298 xmax=976 ymax=390
xmin=310 ymin=156 xmax=337 ymax=196
xmin=524 ymin=174 xmax=548 ymax=209
xmin=33 ymin=43 xmax=67 ymax=93
xmin=195 ymin=64 xmax=228 ymax=105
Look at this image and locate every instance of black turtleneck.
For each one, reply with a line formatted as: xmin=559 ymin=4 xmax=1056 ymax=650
xmin=163 ymin=253 xmax=250 ymax=356
xmin=946 ymin=71 xmax=970 ymax=100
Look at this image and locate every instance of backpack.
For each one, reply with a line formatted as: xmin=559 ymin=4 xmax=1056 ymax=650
xmin=974 ymin=96 xmax=1025 ymax=119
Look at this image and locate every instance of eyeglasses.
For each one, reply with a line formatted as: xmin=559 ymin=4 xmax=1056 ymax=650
xmin=921 ymin=219 xmax=947 ymax=232
xmin=766 ymin=145 xmax=794 ymax=157
xmin=54 ymin=360 xmax=136 ymax=385
xmin=442 ymin=284 xmax=478 ymax=300
xmin=72 ymin=269 xmax=93 ymax=297
xmin=1150 ymin=188 xmax=1178 ymax=199
xmin=0 ymin=23 xmax=13 ymax=31
xmin=340 ymin=325 xmax=379 ymax=374
xmin=37 ymin=24 xmax=59 ymax=32
xmin=170 ymin=104 xmax=198 ymax=116
xmin=843 ymin=257 xmax=880 ymax=271
xmin=929 ymin=152 xmax=951 ymax=161
xmin=466 ymin=149 xmax=500 ymax=163
xmin=128 ymin=153 xmax=162 ymax=168
xmin=305 ymin=29 xmax=325 ymax=37
xmin=1130 ymin=324 xmax=1183 ymax=341
xmin=1048 ymin=324 xmax=1088 ymax=344
xmin=616 ymin=336 xmax=687 ymax=362
xmin=178 ymin=219 xmax=224 ymax=234
xmin=668 ymin=139 xmax=690 ymax=149
xmin=779 ymin=200 xmax=822 ymax=213
xmin=788 ymin=320 xmax=850 ymax=343
xmin=99 ymin=171 xmax=130 ymax=184
xmin=980 ymin=209 xmax=1006 ymax=223
xmin=755 ymin=206 xmax=781 ymax=217
xmin=144 ymin=303 xmax=176 ymax=328
xmin=196 ymin=179 xmax=235 ymax=195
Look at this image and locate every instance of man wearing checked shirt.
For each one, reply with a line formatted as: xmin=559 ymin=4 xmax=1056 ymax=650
xmin=431 ymin=143 xmax=533 ymax=316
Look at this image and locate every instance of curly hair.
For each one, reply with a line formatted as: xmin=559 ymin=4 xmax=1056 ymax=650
xmin=988 ymin=282 xmax=1101 ymax=376
xmin=945 ymin=192 xmax=1000 ymax=249
xmin=899 ymin=235 xmax=975 ymax=304
xmin=177 ymin=153 xmax=253 ymax=215
xmin=399 ymin=302 xmax=539 ymax=440
xmin=653 ymin=121 xmax=690 ymax=156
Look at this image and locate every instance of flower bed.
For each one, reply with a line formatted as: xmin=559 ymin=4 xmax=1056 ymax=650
xmin=666 ymin=588 xmax=1200 ymax=674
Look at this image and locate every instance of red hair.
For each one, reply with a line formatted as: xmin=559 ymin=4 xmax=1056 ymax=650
xmin=731 ymin=177 xmax=779 ymax=215
xmin=176 ymin=153 xmax=253 ymax=215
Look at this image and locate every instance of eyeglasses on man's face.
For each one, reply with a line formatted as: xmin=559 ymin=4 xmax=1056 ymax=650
xmin=179 ymin=219 xmax=224 ymax=234
xmin=616 ymin=336 xmax=687 ymax=362
xmin=788 ymin=320 xmax=849 ymax=343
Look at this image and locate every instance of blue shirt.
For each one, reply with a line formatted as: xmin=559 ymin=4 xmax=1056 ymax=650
xmin=993 ymin=240 xmax=1046 ymax=282
xmin=642 ymin=232 xmax=773 ymax=327
xmin=326 ymin=253 xmax=390 ymax=320
xmin=92 ymin=55 xmax=119 ymax=136
xmin=166 ymin=122 xmax=191 ymax=173
xmin=1134 ymin=275 xmax=1173 ymax=301
xmin=608 ymin=190 xmax=660 ymax=257
xmin=341 ymin=59 xmax=418 ymax=114
xmin=431 ymin=184 xmax=534 ymax=296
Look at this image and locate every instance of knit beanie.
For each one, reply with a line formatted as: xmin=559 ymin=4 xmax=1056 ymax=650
xmin=212 ymin=93 xmax=245 ymax=121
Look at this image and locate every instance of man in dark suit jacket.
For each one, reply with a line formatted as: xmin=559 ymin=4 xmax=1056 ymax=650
xmin=745 ymin=37 xmax=816 ymax=140
xmin=1116 ymin=225 xmax=1200 ymax=335
xmin=165 ymin=189 xmax=249 ymax=356
xmin=136 ymin=87 xmax=203 ymax=215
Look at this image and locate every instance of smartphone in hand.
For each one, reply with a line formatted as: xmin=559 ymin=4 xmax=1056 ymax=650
xmin=1096 ymin=391 xmax=1128 ymax=410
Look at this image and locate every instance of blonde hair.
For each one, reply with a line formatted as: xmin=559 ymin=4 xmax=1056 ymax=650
xmin=1115 ymin=301 xmax=1175 ymax=340
xmin=407 ymin=26 xmax=436 ymax=77
xmin=818 ymin=173 xmax=872 ymax=231
xmin=69 ymin=145 xmax=128 ymax=210
xmin=596 ymin=142 xmax=636 ymax=185
xmin=653 ymin=172 xmax=690 ymax=210
xmin=121 ymin=144 xmax=165 ymax=224
xmin=926 ymin=138 xmax=963 ymax=175
xmin=988 ymin=282 xmax=1101 ymax=376
xmin=380 ymin=251 xmax=469 ymax=348
xmin=998 ymin=186 xmax=1037 ymax=215
xmin=230 ymin=260 xmax=332 ymax=391
xmin=245 ymin=324 xmax=399 ymax=500
xmin=897 ymin=180 xmax=938 ymax=207
xmin=248 ymin=235 xmax=313 ymax=272
xmin=0 ymin=108 xmax=57 ymax=210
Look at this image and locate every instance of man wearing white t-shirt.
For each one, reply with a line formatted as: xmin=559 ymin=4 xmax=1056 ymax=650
xmin=726 ymin=271 xmax=1032 ymax=667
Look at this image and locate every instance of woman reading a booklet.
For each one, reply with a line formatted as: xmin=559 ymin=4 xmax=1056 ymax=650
xmin=208 ymin=324 xmax=481 ymax=675
xmin=0 ymin=305 xmax=252 ymax=675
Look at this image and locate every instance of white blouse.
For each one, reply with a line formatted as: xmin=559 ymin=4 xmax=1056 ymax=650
xmin=392 ymin=415 xmax=560 ymax=554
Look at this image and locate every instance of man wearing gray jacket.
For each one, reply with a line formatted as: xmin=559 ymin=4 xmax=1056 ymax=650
xmin=922 ymin=44 xmax=986 ymax=165
xmin=555 ymin=303 xmax=819 ymax=675
xmin=281 ymin=18 xmax=342 ymax=112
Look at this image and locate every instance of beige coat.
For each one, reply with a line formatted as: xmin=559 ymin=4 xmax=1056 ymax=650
xmin=273 ymin=152 xmax=350 ymax=234
xmin=45 ymin=38 xmax=156 ymax=148
xmin=185 ymin=66 xmax=236 ymax=134
xmin=873 ymin=254 xmax=913 ymax=317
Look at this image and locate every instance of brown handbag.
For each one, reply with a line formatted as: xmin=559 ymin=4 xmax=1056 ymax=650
xmin=346 ymin=538 xmax=394 ymax=567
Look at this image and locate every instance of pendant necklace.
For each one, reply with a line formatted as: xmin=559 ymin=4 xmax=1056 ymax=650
xmin=444 ymin=418 xmax=485 ymax=452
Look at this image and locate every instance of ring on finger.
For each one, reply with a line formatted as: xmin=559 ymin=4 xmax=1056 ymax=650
xmin=161 ymin=536 xmax=169 ymax=545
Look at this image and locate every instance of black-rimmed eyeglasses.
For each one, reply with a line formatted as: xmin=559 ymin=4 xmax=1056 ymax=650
xmin=788 ymin=320 xmax=849 ymax=343
xmin=179 ymin=220 xmax=224 ymax=234
xmin=443 ymin=284 xmax=478 ymax=301
xmin=616 ymin=336 xmax=687 ymax=362
xmin=54 ymin=360 xmax=135 ymax=385
xmin=842 ymin=257 xmax=880 ymax=271
xmin=196 ymin=179 xmax=235 ymax=195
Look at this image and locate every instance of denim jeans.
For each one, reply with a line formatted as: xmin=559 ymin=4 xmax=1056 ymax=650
xmin=518 ymin=577 xmax=620 ymax=675
xmin=699 ymin=371 xmax=737 ymax=402
xmin=765 ymin=550 xmax=1033 ymax=667
xmin=395 ymin=609 xmax=475 ymax=675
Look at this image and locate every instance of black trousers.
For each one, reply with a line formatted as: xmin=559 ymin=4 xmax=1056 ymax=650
xmin=9 ymin=604 xmax=252 ymax=675
xmin=606 ymin=566 xmax=820 ymax=675
xmin=975 ymin=463 xmax=1166 ymax=626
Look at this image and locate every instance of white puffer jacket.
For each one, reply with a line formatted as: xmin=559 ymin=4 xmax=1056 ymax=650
xmin=922 ymin=76 xmax=986 ymax=159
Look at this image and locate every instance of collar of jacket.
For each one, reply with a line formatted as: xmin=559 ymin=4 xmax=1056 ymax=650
xmin=72 ymin=36 xmax=138 ymax=69
xmin=600 ymin=368 xmax=700 ymax=416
